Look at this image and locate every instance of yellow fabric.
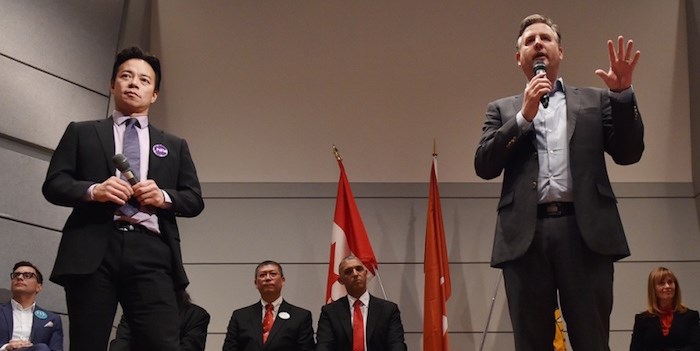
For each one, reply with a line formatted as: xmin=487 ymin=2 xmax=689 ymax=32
xmin=554 ymin=308 xmax=566 ymax=351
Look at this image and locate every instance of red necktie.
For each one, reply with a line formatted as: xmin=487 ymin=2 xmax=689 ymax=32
xmin=262 ymin=303 xmax=274 ymax=343
xmin=353 ymin=300 xmax=365 ymax=351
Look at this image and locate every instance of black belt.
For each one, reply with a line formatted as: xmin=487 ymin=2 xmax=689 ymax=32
xmin=537 ymin=202 xmax=575 ymax=218
xmin=113 ymin=221 xmax=150 ymax=233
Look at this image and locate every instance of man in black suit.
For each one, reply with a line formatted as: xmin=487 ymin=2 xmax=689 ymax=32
xmin=0 ymin=262 xmax=63 ymax=351
xmin=315 ymin=256 xmax=406 ymax=351
xmin=42 ymin=46 xmax=204 ymax=350
xmin=223 ymin=260 xmax=315 ymax=351
xmin=474 ymin=14 xmax=644 ymax=351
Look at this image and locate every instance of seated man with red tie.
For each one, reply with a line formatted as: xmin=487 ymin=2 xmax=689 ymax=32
xmin=222 ymin=260 xmax=315 ymax=351
xmin=315 ymin=256 xmax=407 ymax=351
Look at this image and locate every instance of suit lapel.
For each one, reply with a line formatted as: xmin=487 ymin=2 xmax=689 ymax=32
xmin=95 ymin=117 xmax=117 ymax=174
xmin=564 ymin=84 xmax=579 ymax=143
xmin=338 ymin=298 xmax=353 ymax=343
xmin=365 ymin=296 xmax=379 ymax=343
xmin=30 ymin=305 xmax=50 ymax=342
xmin=265 ymin=300 xmax=290 ymax=348
xmin=30 ymin=308 xmax=40 ymax=341
xmin=1 ymin=303 xmax=12 ymax=341
xmin=245 ymin=304 xmax=264 ymax=347
xmin=147 ymin=124 xmax=169 ymax=182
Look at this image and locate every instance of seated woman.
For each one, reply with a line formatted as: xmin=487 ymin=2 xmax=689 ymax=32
xmin=630 ymin=267 xmax=700 ymax=351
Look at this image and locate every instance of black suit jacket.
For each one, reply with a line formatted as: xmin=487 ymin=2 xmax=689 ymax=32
xmin=315 ymin=295 xmax=407 ymax=351
xmin=42 ymin=117 xmax=204 ymax=288
xmin=223 ymin=300 xmax=315 ymax=351
xmin=109 ymin=302 xmax=210 ymax=351
xmin=630 ymin=309 xmax=700 ymax=351
xmin=474 ymin=85 xmax=644 ymax=267
xmin=0 ymin=302 xmax=64 ymax=351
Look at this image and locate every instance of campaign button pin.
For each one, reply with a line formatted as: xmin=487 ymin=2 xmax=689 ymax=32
xmin=152 ymin=144 xmax=168 ymax=158
xmin=278 ymin=312 xmax=290 ymax=320
xmin=34 ymin=310 xmax=48 ymax=320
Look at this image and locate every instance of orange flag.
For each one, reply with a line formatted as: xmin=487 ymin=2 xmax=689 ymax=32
xmin=423 ymin=155 xmax=451 ymax=350
xmin=326 ymin=157 xmax=379 ymax=303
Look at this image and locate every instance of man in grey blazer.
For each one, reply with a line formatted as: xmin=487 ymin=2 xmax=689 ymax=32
xmin=223 ymin=261 xmax=315 ymax=351
xmin=474 ymin=14 xmax=644 ymax=351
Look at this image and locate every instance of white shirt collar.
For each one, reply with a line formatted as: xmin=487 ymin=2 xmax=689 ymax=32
xmin=10 ymin=299 xmax=35 ymax=312
xmin=347 ymin=291 xmax=370 ymax=307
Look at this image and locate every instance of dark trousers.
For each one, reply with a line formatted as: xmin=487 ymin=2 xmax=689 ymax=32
xmin=502 ymin=214 xmax=614 ymax=351
xmin=64 ymin=226 xmax=179 ymax=351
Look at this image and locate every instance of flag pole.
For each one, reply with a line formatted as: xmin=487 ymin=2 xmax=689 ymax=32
xmin=330 ymin=144 xmax=387 ymax=300
xmin=374 ymin=266 xmax=388 ymax=300
xmin=479 ymin=270 xmax=503 ymax=351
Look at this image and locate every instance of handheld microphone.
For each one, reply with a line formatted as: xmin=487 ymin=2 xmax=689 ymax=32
xmin=533 ymin=59 xmax=549 ymax=108
xmin=112 ymin=153 xmax=139 ymax=185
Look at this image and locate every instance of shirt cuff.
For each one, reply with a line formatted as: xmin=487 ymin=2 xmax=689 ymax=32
xmin=84 ymin=184 xmax=98 ymax=201
xmin=516 ymin=111 xmax=532 ymax=133
xmin=161 ymin=190 xmax=172 ymax=209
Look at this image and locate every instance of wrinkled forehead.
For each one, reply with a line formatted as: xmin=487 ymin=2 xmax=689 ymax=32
xmin=256 ymin=264 xmax=280 ymax=275
xmin=339 ymin=259 xmax=364 ymax=272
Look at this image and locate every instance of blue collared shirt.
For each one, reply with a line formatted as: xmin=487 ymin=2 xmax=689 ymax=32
xmin=516 ymin=78 xmax=571 ymax=203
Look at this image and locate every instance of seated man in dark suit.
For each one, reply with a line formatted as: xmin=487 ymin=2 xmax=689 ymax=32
xmin=316 ymin=256 xmax=407 ymax=351
xmin=0 ymin=261 xmax=63 ymax=351
xmin=109 ymin=290 xmax=210 ymax=351
xmin=223 ymin=260 xmax=315 ymax=351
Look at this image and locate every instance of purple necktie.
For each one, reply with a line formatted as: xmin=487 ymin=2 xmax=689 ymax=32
xmin=122 ymin=118 xmax=140 ymax=180
xmin=119 ymin=118 xmax=140 ymax=216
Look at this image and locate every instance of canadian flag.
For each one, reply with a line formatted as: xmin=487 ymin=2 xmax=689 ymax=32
xmin=325 ymin=158 xmax=378 ymax=303
xmin=423 ymin=155 xmax=451 ymax=350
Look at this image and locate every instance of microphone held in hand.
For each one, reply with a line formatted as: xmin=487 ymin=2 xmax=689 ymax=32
xmin=112 ymin=153 xmax=139 ymax=185
xmin=533 ymin=60 xmax=549 ymax=108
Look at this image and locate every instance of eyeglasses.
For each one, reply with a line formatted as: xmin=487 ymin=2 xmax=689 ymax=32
xmin=10 ymin=272 xmax=36 ymax=280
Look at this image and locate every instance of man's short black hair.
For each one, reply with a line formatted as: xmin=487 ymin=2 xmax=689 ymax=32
xmin=255 ymin=260 xmax=284 ymax=278
xmin=13 ymin=261 xmax=43 ymax=284
xmin=111 ymin=46 xmax=162 ymax=91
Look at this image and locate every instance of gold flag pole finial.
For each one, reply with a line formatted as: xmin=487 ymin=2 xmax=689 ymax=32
xmin=332 ymin=144 xmax=342 ymax=161
xmin=432 ymin=138 xmax=438 ymax=157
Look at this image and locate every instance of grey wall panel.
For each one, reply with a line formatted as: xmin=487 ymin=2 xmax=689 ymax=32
xmin=0 ymin=56 xmax=110 ymax=150
xmin=0 ymin=0 xmax=124 ymax=94
xmin=0 ymin=147 xmax=70 ymax=230
xmin=179 ymin=197 xmax=497 ymax=264
xmin=0 ymin=219 xmax=64 ymax=313
xmin=619 ymin=198 xmax=700 ymax=260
